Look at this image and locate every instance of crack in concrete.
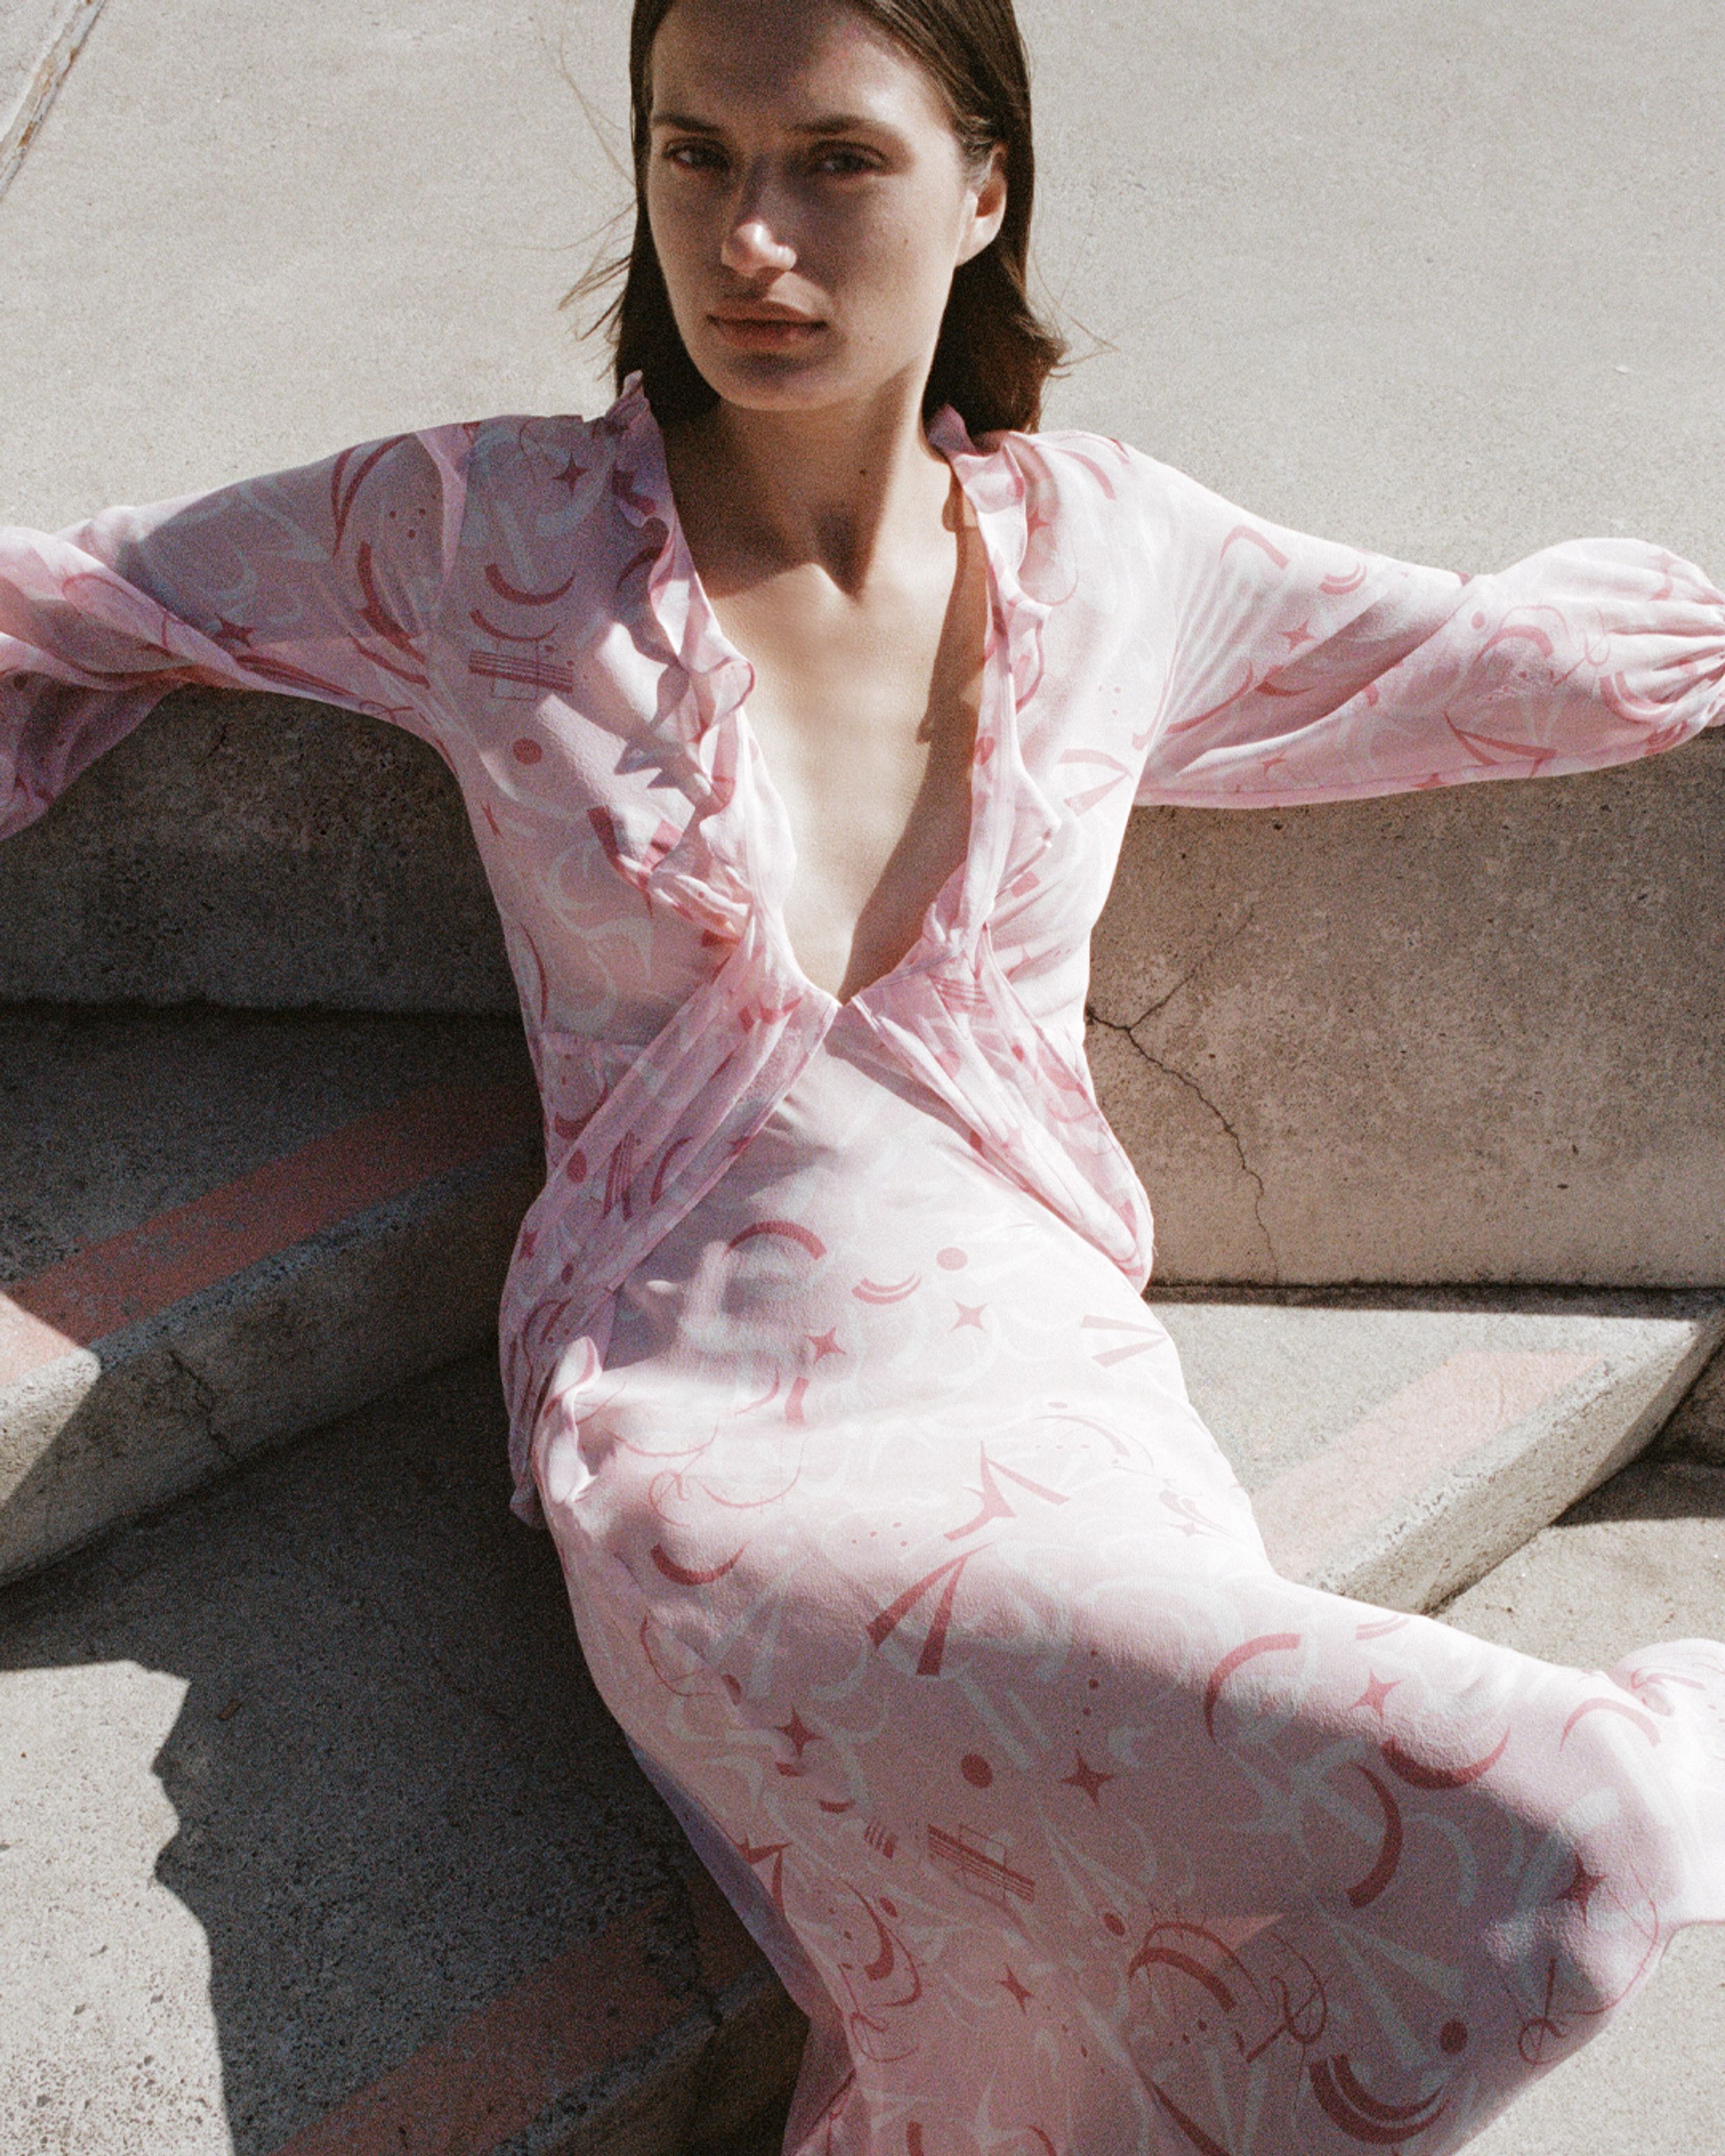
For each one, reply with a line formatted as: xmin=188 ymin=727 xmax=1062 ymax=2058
xmin=1102 ymin=901 xmax=1260 ymax=1035
xmin=164 ymin=1347 xmax=239 ymax=1463
xmin=1087 ymin=1009 xmax=1281 ymax=1278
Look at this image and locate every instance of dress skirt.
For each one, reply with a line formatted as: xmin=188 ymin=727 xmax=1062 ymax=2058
xmin=530 ymin=1028 xmax=1725 ymax=2156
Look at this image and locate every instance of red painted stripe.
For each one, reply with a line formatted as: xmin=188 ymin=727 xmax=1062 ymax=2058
xmin=2 ymin=1080 xmax=540 ymax=1381
xmin=1253 ymin=1348 xmax=1604 ymax=1578
xmin=269 ymin=1872 xmax=767 ymax=2156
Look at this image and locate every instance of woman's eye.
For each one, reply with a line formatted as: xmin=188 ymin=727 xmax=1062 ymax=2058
xmin=811 ymin=148 xmax=875 ymax=176
xmin=664 ymin=141 xmax=726 ymax=172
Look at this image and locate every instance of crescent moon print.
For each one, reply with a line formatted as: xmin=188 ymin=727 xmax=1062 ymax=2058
xmin=483 ymin=558 xmax=584 ymax=607
xmin=1308 ymin=2057 xmax=1448 ymax=2145
xmin=728 ymin=1218 xmax=829 ymax=1259
xmin=1203 ymin=1633 xmax=1303 ymax=1739
xmin=1344 ymin=1766 xmax=1406 ymax=1908
xmin=1380 ymin=1728 xmax=1510 ymax=1790
xmin=1559 ymin=1695 xmax=1663 ymax=1748
xmin=649 ymin=1541 xmax=745 ymax=1588
xmin=852 ymin=1273 xmax=923 ymax=1304
xmin=1221 ymin=522 xmax=1292 ymax=571
xmin=6 ymin=377 xmax=1724 ymax=2151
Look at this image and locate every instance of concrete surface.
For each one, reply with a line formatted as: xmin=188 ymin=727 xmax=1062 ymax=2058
xmin=1446 ymin=1458 xmax=1725 ymax=2156
xmin=0 ymin=0 xmax=615 ymax=531
xmin=5 ymin=0 xmax=1720 ymax=557
xmin=1090 ymin=731 xmax=1725 ymax=1287
xmin=0 ymin=1006 xmax=530 ymax=1274
xmin=1660 ymin=1336 xmax=1725 ymax=1468
xmin=0 ymin=1007 xmax=540 ymax=1583
xmin=0 ymin=1353 xmax=800 ymax=2156
xmin=3 ymin=1357 xmax=1719 ymax=2155
xmin=0 ymin=0 xmax=103 ymax=200
xmin=0 ymin=689 xmax=517 ymax=1013
xmin=1156 ymin=1289 xmax=1725 ymax=1609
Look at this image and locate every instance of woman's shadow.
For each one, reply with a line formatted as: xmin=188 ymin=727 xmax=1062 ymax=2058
xmin=0 ymin=1353 xmax=740 ymax=2153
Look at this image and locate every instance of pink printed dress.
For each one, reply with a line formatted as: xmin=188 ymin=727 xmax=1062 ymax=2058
xmin=4 ymin=376 xmax=1724 ymax=2153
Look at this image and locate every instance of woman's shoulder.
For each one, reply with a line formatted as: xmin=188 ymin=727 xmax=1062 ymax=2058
xmin=994 ymin=422 xmax=1194 ymax=510
xmin=963 ymin=424 xmax=1221 ymax=567
xmin=451 ymin=404 xmax=631 ymax=497
xmin=1008 ymin=425 xmax=1278 ymax=562
xmin=417 ymin=395 xmax=665 ymax=589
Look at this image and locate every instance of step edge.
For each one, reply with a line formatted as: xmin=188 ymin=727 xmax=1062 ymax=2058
xmin=1321 ymin=1311 xmax=1725 ymax=1612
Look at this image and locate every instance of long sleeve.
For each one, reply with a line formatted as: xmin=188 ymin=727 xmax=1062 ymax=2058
xmin=1130 ymin=455 xmax=1725 ymax=808
xmin=0 ymin=427 xmax=473 ymax=840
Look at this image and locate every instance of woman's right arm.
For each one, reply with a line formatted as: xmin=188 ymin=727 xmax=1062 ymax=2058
xmin=1 ymin=426 xmax=473 ymax=838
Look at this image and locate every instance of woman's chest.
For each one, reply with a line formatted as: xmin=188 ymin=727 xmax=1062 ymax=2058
xmin=705 ymin=553 xmax=986 ymax=1005
xmin=432 ymin=451 xmax=1163 ymax=1047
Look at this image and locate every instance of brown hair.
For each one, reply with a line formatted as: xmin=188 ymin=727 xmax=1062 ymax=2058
xmin=573 ymin=0 xmax=1066 ymax=435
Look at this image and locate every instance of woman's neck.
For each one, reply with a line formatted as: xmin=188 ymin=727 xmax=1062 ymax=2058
xmin=661 ymin=370 xmax=957 ymax=600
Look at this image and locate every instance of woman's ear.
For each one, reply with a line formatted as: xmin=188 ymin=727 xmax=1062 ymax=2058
xmin=956 ymin=144 xmax=1008 ymax=266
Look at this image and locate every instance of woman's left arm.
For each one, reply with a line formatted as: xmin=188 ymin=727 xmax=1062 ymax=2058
xmin=1126 ymin=452 xmax=1725 ymax=808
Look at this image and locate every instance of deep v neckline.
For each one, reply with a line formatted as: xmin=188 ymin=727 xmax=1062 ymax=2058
xmin=638 ymin=399 xmax=1011 ymax=1012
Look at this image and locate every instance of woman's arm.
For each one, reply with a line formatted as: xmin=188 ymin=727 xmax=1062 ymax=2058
xmin=0 ymin=427 xmax=472 ymax=839
xmin=1128 ymin=454 xmax=1725 ymax=808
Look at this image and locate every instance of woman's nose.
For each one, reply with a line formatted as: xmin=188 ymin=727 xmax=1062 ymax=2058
xmin=720 ymin=207 xmax=797 ymax=277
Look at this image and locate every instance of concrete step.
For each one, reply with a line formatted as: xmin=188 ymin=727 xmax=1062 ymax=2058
xmin=0 ymin=1005 xmax=541 ymax=1585
xmin=4 ymin=1354 xmax=1721 ymax=2155
xmin=6 ymin=1000 xmax=1721 ymax=1597
xmin=1154 ymin=1287 xmax=1725 ymax=1608
xmin=0 ymin=1354 xmax=807 ymax=2156
xmin=4 ymin=1006 xmax=1721 ymax=1604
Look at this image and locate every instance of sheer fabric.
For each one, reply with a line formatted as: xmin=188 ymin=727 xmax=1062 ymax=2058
xmin=5 ymin=379 xmax=1723 ymax=2151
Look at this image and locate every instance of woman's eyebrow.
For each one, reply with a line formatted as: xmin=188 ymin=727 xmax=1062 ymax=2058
xmin=649 ymin=108 xmax=894 ymax=138
xmin=793 ymin=112 xmax=892 ymax=136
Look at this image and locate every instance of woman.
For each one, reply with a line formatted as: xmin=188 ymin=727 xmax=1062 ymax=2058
xmin=3 ymin=0 xmax=1722 ymax=2146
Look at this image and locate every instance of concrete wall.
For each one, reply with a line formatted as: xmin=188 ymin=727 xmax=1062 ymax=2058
xmin=1091 ymin=737 xmax=1725 ymax=1287
xmin=0 ymin=690 xmax=516 ymax=1013
xmin=4 ymin=0 xmax=1724 ymax=1286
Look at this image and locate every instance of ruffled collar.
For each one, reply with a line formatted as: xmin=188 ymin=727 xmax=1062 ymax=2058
xmin=602 ymin=370 xmax=1059 ymax=983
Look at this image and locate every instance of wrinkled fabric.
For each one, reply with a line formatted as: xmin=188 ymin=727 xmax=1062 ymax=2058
xmin=5 ymin=377 xmax=1724 ymax=2152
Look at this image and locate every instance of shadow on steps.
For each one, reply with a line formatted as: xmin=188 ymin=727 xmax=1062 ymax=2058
xmin=0 ymin=1352 xmax=803 ymax=2153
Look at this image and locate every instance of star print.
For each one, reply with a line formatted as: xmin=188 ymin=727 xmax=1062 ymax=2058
xmin=953 ymin=1304 xmax=987 ymax=1330
xmin=210 ymin=615 xmax=257 ymax=649
xmin=999 ymin=1965 xmax=1034 ymax=2012
xmin=777 ymin=1710 xmax=820 ymax=1758
xmin=1556 ymin=1857 xmax=1608 ymax=1919
xmin=807 ymin=1329 xmax=844 ymax=1361
xmin=552 ymin=453 xmax=590 ymax=495
xmin=1280 ymin=620 xmax=1316 ymax=651
xmin=1353 ymin=1672 xmax=1400 ymax=1719
xmin=1061 ymin=1750 xmax=1116 ymax=1807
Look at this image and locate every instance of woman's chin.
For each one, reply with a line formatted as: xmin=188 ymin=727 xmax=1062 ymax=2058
xmin=696 ymin=352 xmax=849 ymax=412
xmin=687 ymin=342 xmax=911 ymax=422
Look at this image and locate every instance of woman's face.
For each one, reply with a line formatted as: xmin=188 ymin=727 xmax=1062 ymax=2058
xmin=644 ymin=0 xmax=1006 ymax=417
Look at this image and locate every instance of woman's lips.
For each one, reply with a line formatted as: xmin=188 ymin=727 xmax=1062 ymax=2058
xmin=708 ymin=313 xmax=827 ymax=353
